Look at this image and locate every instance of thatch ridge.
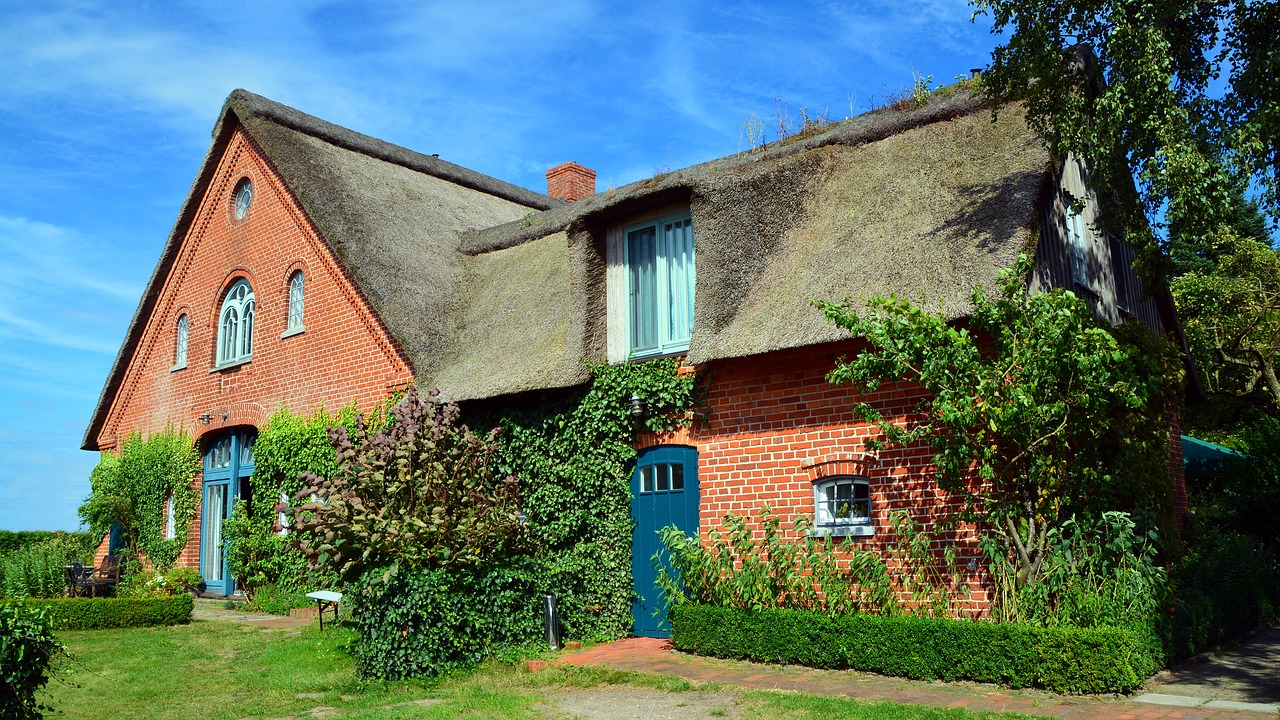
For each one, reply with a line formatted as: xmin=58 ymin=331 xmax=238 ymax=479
xmin=221 ymin=89 xmax=561 ymax=211
xmin=461 ymin=90 xmax=988 ymax=256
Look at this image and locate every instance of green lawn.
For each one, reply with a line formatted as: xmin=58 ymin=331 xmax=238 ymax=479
xmin=41 ymin=618 xmax=1037 ymax=720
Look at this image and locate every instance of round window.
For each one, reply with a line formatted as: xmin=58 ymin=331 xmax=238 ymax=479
xmin=232 ymin=178 xmax=253 ymax=220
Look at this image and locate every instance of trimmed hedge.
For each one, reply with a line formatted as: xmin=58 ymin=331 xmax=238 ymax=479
xmin=349 ymin=563 xmax=546 ymax=680
xmin=15 ymin=595 xmax=194 ymax=630
xmin=670 ymin=604 xmax=1158 ymax=694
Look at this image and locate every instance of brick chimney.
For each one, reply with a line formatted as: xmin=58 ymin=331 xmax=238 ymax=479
xmin=546 ymin=161 xmax=596 ymax=202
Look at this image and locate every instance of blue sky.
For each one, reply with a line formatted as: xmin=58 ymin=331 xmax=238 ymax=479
xmin=0 ymin=1 xmax=1002 ymax=531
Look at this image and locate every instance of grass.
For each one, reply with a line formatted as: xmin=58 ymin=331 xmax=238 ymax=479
xmin=41 ymin=618 xmax=1039 ymax=720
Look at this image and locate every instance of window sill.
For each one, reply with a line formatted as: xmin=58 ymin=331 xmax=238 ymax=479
xmin=808 ymin=524 xmax=875 ymax=538
xmin=169 ymin=362 xmax=187 ymax=373
xmin=209 ymin=358 xmax=252 ymax=373
xmin=1072 ymin=279 xmax=1099 ymax=298
xmin=281 ymin=326 xmax=305 ymax=339
xmin=627 ymin=348 xmax=689 ymax=362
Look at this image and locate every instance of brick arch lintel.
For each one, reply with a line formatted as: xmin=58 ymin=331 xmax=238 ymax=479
xmin=634 ymin=424 xmax=698 ymax=451
xmin=803 ymin=453 xmax=879 ymax=482
xmin=191 ymin=400 xmax=269 ymax=445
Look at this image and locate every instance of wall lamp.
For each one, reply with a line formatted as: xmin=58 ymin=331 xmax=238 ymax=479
xmin=629 ymin=393 xmax=645 ymax=419
xmin=199 ymin=412 xmax=229 ymax=425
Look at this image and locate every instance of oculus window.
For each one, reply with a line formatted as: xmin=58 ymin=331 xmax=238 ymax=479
xmin=233 ymin=178 xmax=253 ymax=220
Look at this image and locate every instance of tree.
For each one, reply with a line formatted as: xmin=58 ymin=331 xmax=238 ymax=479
xmin=1172 ymin=229 xmax=1280 ymax=407
xmin=817 ymin=256 xmax=1182 ymax=594
xmin=972 ymin=0 xmax=1280 ymax=281
xmin=288 ymin=387 xmax=528 ymax=584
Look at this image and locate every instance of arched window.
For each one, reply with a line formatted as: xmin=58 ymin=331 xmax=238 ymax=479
xmin=286 ymin=272 xmax=305 ymax=333
xmin=173 ymin=314 xmax=189 ymax=370
xmin=216 ymin=279 xmax=255 ymax=366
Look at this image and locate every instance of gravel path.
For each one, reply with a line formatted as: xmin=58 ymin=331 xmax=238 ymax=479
xmin=549 ymin=686 xmax=743 ymax=720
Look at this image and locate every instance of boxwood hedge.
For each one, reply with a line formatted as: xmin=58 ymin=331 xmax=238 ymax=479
xmin=17 ymin=595 xmax=193 ymax=630
xmin=670 ymin=603 xmax=1158 ymax=694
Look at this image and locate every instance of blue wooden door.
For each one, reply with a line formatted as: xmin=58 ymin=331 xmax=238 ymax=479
xmin=631 ymin=445 xmax=699 ymax=637
xmin=201 ymin=429 xmax=255 ymax=596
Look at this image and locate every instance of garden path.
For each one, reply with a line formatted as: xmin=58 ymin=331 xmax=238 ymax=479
xmin=1136 ymin=624 xmax=1280 ymax=713
xmin=191 ymin=598 xmax=311 ymax=629
xmin=561 ymin=638 xmax=1279 ymax=719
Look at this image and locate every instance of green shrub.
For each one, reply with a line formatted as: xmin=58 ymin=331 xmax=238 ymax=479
xmin=249 ymin=584 xmax=311 ymax=615
xmin=117 ymin=566 xmax=203 ymax=598
xmin=0 ymin=601 xmax=61 ymax=720
xmin=0 ymin=531 xmax=97 ymax=557
xmin=1 ymin=537 xmax=88 ymax=598
xmin=349 ymin=562 xmax=545 ymax=680
xmin=1164 ymin=531 xmax=1279 ymax=660
xmin=670 ymin=604 xmax=1156 ymax=694
xmin=17 ymin=595 xmax=193 ymax=630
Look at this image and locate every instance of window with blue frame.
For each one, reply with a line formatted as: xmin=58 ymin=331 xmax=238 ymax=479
xmin=625 ymin=213 xmax=695 ymax=358
xmin=1066 ymin=199 xmax=1090 ymax=288
xmin=216 ymin=279 xmax=255 ymax=366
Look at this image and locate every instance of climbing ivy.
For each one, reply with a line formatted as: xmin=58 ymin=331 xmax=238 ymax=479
xmin=79 ymin=427 xmax=200 ymax=571
xmin=226 ymin=405 xmax=372 ymax=596
xmin=483 ymin=358 xmax=697 ymax=640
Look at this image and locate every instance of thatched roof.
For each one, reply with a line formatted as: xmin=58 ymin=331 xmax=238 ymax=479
xmin=86 ymin=86 xmax=1060 ymax=446
xmin=455 ymin=90 xmax=1050 ymax=391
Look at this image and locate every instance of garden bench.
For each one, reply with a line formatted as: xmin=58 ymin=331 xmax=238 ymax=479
xmin=306 ymin=590 xmax=343 ymax=630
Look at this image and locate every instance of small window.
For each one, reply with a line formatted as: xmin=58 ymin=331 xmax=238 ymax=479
xmin=164 ymin=492 xmax=176 ymax=540
xmin=1067 ymin=200 xmax=1089 ymax=287
xmin=286 ymin=272 xmax=305 ymax=334
xmin=172 ymin=314 xmax=189 ymax=370
xmin=813 ymin=476 xmax=873 ymax=537
xmin=216 ymin=279 xmax=255 ymax=366
xmin=277 ymin=491 xmax=290 ymax=536
xmin=625 ymin=213 xmax=695 ymax=358
xmin=233 ymin=178 xmax=253 ymax=220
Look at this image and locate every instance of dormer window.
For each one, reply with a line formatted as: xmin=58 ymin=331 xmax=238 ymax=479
xmin=284 ymin=271 xmax=305 ymax=336
xmin=216 ymin=279 xmax=255 ymax=366
xmin=624 ymin=212 xmax=695 ymax=358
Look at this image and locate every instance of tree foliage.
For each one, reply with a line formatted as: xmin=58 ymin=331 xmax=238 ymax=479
xmin=973 ymin=0 xmax=1280 ymax=281
xmin=78 ymin=428 xmax=200 ymax=571
xmin=817 ymin=256 xmax=1182 ymax=593
xmin=1173 ymin=229 xmax=1280 ymax=408
xmin=288 ymin=387 xmax=527 ymax=584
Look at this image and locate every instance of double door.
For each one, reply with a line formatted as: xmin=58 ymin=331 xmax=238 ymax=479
xmin=201 ymin=429 xmax=255 ymax=596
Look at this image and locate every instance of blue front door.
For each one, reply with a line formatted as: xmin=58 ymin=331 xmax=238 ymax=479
xmin=201 ymin=429 xmax=255 ymax=596
xmin=630 ymin=445 xmax=699 ymax=638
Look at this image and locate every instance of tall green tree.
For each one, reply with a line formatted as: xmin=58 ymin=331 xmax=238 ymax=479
xmin=817 ymin=257 xmax=1182 ymax=593
xmin=1172 ymin=230 xmax=1280 ymax=408
xmin=972 ymin=0 xmax=1279 ymax=280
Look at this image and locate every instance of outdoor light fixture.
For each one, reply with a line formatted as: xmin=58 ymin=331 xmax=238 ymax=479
xmin=198 ymin=412 xmax=229 ymax=425
xmin=629 ymin=393 xmax=645 ymax=418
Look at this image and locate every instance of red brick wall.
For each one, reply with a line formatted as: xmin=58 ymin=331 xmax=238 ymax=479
xmin=637 ymin=341 xmax=992 ymax=615
xmin=636 ymin=341 xmax=1191 ymax=615
xmin=96 ymin=126 xmax=414 ymax=569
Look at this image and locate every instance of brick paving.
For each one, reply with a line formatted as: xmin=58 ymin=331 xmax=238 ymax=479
xmin=561 ymin=638 xmax=1276 ymax=719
